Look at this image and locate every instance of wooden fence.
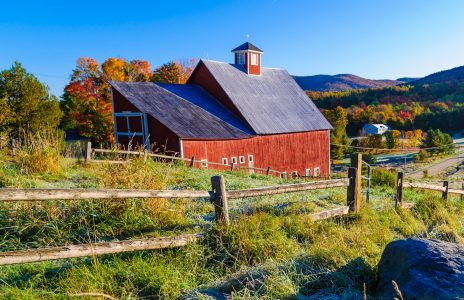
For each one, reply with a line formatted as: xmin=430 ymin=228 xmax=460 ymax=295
xmin=0 ymin=175 xmax=354 ymax=266
xmin=86 ymin=142 xmax=285 ymax=177
xmin=395 ymin=171 xmax=464 ymax=207
xmin=5 ymin=152 xmax=462 ymax=265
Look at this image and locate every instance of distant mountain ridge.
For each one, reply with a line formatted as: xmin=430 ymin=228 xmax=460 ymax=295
xmin=293 ymin=74 xmax=405 ymax=92
xmin=409 ymin=65 xmax=464 ymax=86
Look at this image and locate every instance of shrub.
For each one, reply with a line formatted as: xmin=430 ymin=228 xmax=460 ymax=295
xmin=371 ymin=168 xmax=396 ymax=188
xmin=414 ymin=149 xmax=430 ymax=162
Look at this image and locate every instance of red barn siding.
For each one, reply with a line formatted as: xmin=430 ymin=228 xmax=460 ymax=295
xmin=246 ymin=52 xmax=261 ymax=76
xmin=188 ymin=62 xmax=247 ymax=122
xmin=182 ymin=130 xmax=330 ymax=176
xmin=112 ymin=88 xmax=181 ymax=153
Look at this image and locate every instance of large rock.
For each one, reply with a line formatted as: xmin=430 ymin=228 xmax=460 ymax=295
xmin=376 ymin=238 xmax=464 ymax=299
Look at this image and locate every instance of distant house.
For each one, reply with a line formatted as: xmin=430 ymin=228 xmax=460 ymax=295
xmin=362 ymin=124 xmax=390 ymax=136
xmin=110 ymin=42 xmax=332 ymax=177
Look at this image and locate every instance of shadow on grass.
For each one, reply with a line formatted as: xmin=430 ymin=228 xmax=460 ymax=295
xmin=182 ymin=256 xmax=375 ymax=299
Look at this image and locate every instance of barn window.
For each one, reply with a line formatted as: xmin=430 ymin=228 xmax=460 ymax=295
xmin=292 ymin=171 xmax=298 ymax=178
xmin=222 ymin=158 xmax=228 ymax=165
xmin=280 ymin=172 xmax=287 ymax=179
xmin=314 ymin=167 xmax=320 ymax=177
xmin=251 ymin=53 xmax=258 ymax=65
xmin=305 ymin=168 xmax=311 ymax=177
xmin=237 ymin=53 xmax=245 ymax=65
xmin=231 ymin=157 xmax=238 ymax=164
xmin=239 ymin=156 xmax=245 ymax=164
xmin=114 ymin=112 xmax=149 ymax=150
xmin=201 ymin=159 xmax=208 ymax=168
xmin=248 ymin=155 xmax=254 ymax=163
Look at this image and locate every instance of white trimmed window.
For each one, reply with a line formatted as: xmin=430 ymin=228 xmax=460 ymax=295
xmin=222 ymin=158 xmax=228 ymax=165
xmin=200 ymin=159 xmax=208 ymax=168
xmin=231 ymin=157 xmax=238 ymax=164
xmin=281 ymin=172 xmax=287 ymax=179
xmin=239 ymin=156 xmax=245 ymax=164
xmin=248 ymin=155 xmax=254 ymax=162
xmin=314 ymin=167 xmax=320 ymax=177
xmin=305 ymin=168 xmax=311 ymax=177
xmin=250 ymin=53 xmax=258 ymax=65
xmin=292 ymin=171 xmax=298 ymax=178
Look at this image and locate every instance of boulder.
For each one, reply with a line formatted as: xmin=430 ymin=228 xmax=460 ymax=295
xmin=376 ymin=238 xmax=464 ymax=299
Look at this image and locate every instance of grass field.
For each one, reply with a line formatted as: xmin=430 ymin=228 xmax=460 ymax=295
xmin=0 ymin=155 xmax=463 ymax=299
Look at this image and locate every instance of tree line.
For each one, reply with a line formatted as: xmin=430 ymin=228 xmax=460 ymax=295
xmin=0 ymin=58 xmax=196 ymax=146
xmin=309 ymin=83 xmax=464 ymax=136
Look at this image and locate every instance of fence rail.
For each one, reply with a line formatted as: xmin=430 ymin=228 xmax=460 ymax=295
xmin=89 ymin=145 xmax=284 ymax=176
xmin=0 ymin=233 xmax=201 ymax=266
xmin=0 ymin=175 xmax=355 ymax=265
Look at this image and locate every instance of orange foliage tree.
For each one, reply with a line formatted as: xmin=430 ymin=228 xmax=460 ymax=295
xmin=61 ymin=57 xmax=196 ymax=145
xmin=152 ymin=59 xmax=197 ymax=84
xmin=61 ymin=57 xmax=154 ymax=145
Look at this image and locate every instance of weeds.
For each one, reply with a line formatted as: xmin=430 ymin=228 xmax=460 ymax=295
xmin=0 ymin=152 xmax=463 ymax=299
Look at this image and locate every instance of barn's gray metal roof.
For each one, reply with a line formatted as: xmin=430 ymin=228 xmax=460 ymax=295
xmin=231 ymin=42 xmax=263 ymax=52
xmin=200 ymin=60 xmax=333 ymax=134
xmin=110 ymin=81 xmax=252 ymax=139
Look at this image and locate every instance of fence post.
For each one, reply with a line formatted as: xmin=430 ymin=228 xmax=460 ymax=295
xmin=190 ymin=156 xmax=195 ymax=168
xmin=266 ymin=167 xmax=271 ymax=176
xmin=85 ymin=141 xmax=92 ymax=163
xmin=366 ymin=165 xmax=371 ymax=203
xmin=347 ymin=167 xmax=360 ymax=212
xmin=350 ymin=153 xmax=362 ymax=204
xmin=461 ymin=183 xmax=464 ymax=202
xmin=395 ymin=172 xmax=404 ymax=209
xmin=230 ymin=162 xmax=235 ymax=172
xmin=211 ymin=175 xmax=230 ymax=226
xmin=442 ymin=181 xmax=449 ymax=202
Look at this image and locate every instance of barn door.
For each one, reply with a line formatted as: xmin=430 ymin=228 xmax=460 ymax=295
xmin=114 ymin=112 xmax=150 ymax=150
xmin=248 ymin=155 xmax=254 ymax=174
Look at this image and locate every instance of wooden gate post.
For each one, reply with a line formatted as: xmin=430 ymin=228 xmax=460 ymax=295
xmin=442 ymin=181 xmax=449 ymax=202
xmin=347 ymin=167 xmax=360 ymax=212
xmin=395 ymin=172 xmax=404 ymax=208
xmin=266 ymin=167 xmax=271 ymax=176
xmin=211 ymin=175 xmax=230 ymax=226
xmin=230 ymin=162 xmax=235 ymax=172
xmin=85 ymin=141 xmax=92 ymax=163
xmin=190 ymin=156 xmax=195 ymax=168
xmin=366 ymin=165 xmax=371 ymax=203
xmin=350 ymin=153 xmax=362 ymax=204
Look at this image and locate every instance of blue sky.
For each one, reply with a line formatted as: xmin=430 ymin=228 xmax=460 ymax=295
xmin=1 ymin=0 xmax=464 ymax=97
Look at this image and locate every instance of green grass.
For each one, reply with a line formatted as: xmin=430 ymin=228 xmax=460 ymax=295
xmin=0 ymin=157 xmax=463 ymax=299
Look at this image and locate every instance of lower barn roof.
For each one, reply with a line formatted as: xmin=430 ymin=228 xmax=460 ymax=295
xmin=111 ymin=81 xmax=252 ymax=139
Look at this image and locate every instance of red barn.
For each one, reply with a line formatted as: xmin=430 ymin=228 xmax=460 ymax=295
xmin=110 ymin=42 xmax=332 ymax=177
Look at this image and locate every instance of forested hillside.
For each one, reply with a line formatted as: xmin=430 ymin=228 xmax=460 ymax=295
xmin=308 ymin=66 xmax=464 ymax=136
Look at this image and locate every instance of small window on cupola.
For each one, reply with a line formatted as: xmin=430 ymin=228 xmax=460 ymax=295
xmin=251 ymin=53 xmax=258 ymax=65
xmin=237 ymin=53 xmax=245 ymax=65
xmin=231 ymin=42 xmax=263 ymax=76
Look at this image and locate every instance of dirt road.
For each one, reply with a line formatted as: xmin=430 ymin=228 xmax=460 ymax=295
xmin=408 ymin=153 xmax=464 ymax=179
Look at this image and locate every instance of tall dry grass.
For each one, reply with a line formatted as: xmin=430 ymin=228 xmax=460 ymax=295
xmin=11 ymin=129 xmax=64 ymax=174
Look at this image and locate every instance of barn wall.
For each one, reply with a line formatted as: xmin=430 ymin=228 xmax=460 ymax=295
xmin=182 ymin=130 xmax=330 ymax=176
xmin=188 ymin=62 xmax=246 ymax=121
xmin=112 ymin=88 xmax=180 ymax=154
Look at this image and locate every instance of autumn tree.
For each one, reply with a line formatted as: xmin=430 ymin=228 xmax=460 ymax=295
xmin=61 ymin=57 xmax=154 ymax=145
xmin=385 ymin=129 xmax=401 ymax=149
xmin=0 ymin=62 xmax=62 ymax=139
xmin=152 ymin=59 xmax=196 ymax=84
xmin=323 ymin=106 xmax=349 ymax=160
xmin=421 ymin=129 xmax=454 ymax=155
